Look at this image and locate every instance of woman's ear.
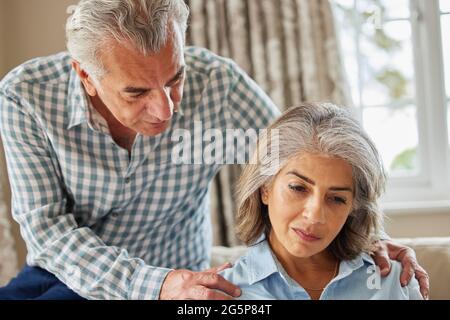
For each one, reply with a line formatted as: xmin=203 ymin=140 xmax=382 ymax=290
xmin=261 ymin=186 xmax=269 ymax=205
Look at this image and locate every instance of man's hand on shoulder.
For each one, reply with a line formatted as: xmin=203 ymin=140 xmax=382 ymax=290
xmin=159 ymin=263 xmax=241 ymax=300
xmin=371 ymin=239 xmax=430 ymax=300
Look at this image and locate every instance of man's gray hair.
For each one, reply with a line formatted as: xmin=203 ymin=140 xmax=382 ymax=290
xmin=66 ymin=0 xmax=190 ymax=79
xmin=236 ymin=103 xmax=387 ymax=260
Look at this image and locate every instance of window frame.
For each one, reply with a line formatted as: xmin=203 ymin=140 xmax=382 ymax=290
xmin=383 ymin=0 xmax=450 ymax=204
xmin=332 ymin=0 xmax=450 ymax=210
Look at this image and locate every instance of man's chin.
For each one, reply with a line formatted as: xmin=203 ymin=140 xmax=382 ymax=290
xmin=139 ymin=121 xmax=170 ymax=136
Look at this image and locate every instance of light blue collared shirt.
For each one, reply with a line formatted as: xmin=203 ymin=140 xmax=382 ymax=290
xmin=220 ymin=240 xmax=422 ymax=300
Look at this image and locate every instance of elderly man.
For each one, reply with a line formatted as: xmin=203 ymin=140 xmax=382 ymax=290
xmin=0 ymin=0 xmax=428 ymax=300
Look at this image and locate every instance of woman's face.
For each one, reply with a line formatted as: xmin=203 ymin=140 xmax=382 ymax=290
xmin=262 ymin=152 xmax=355 ymax=259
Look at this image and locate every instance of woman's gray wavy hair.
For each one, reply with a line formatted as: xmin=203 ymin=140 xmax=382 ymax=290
xmin=66 ymin=0 xmax=189 ymax=79
xmin=236 ymin=103 xmax=386 ymax=260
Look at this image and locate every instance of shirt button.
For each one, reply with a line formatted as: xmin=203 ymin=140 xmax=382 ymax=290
xmin=111 ymin=211 xmax=119 ymax=218
xmin=125 ymin=177 xmax=131 ymax=184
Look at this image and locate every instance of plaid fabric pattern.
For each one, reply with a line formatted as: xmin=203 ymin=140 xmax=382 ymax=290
xmin=0 ymin=47 xmax=280 ymax=300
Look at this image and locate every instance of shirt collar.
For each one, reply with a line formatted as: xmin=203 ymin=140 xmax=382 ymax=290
xmin=67 ymin=68 xmax=90 ymax=129
xmin=245 ymin=238 xmax=376 ymax=285
xmin=338 ymin=252 xmax=375 ymax=276
xmin=246 ymin=239 xmax=281 ymax=285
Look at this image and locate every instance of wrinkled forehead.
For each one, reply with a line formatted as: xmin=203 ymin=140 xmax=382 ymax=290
xmin=99 ymin=46 xmax=184 ymax=90
xmin=97 ymin=22 xmax=185 ymax=77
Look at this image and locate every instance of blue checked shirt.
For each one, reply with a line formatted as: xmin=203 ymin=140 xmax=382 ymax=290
xmin=0 ymin=47 xmax=280 ymax=300
xmin=220 ymin=240 xmax=423 ymax=300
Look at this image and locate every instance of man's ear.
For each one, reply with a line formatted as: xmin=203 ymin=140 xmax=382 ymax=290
xmin=261 ymin=186 xmax=269 ymax=205
xmin=71 ymin=60 xmax=98 ymax=97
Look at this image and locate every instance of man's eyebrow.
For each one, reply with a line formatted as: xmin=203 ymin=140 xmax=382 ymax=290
xmin=122 ymin=66 xmax=186 ymax=93
xmin=123 ymin=87 xmax=150 ymax=93
xmin=287 ymin=170 xmax=353 ymax=192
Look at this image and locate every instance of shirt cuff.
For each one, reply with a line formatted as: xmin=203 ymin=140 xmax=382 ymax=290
xmin=128 ymin=264 xmax=173 ymax=300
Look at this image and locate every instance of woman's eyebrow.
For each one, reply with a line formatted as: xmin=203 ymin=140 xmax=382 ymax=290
xmin=287 ymin=170 xmax=353 ymax=192
xmin=287 ymin=171 xmax=315 ymax=185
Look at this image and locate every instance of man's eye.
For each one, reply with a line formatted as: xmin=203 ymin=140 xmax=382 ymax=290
xmin=131 ymin=92 xmax=146 ymax=98
xmin=168 ymin=78 xmax=182 ymax=88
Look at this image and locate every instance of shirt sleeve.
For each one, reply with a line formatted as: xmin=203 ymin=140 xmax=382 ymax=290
xmin=0 ymin=92 xmax=171 ymax=300
xmin=223 ymin=62 xmax=281 ymax=162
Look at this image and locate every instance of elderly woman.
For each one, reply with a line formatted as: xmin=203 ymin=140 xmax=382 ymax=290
xmin=220 ymin=103 xmax=422 ymax=300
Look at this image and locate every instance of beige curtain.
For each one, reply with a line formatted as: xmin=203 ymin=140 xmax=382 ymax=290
xmin=0 ymin=137 xmax=18 ymax=286
xmin=185 ymin=0 xmax=350 ymax=246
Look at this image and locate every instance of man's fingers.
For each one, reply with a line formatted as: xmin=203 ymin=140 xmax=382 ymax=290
xmin=213 ymin=262 xmax=233 ymax=273
xmin=189 ymin=285 xmax=235 ymax=300
xmin=415 ymin=266 xmax=430 ymax=300
xmin=204 ymin=262 xmax=232 ymax=274
xmin=196 ymin=272 xmax=241 ymax=297
xmin=372 ymin=248 xmax=391 ymax=276
xmin=399 ymin=261 xmax=415 ymax=287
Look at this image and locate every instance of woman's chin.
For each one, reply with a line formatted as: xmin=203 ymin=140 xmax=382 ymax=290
xmin=286 ymin=239 xmax=327 ymax=258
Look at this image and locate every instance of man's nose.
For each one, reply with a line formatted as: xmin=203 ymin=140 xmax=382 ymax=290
xmin=148 ymin=87 xmax=174 ymax=121
xmin=303 ymin=196 xmax=326 ymax=224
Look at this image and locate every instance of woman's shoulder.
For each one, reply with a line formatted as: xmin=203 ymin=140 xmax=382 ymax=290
xmin=219 ymin=249 xmax=256 ymax=288
xmin=354 ymin=254 xmax=422 ymax=300
xmin=385 ymin=259 xmax=422 ymax=300
xmin=219 ymin=241 xmax=282 ymax=299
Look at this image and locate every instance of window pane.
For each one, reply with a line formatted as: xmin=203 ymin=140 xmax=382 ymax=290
xmin=442 ymin=14 xmax=450 ymax=97
xmin=447 ymin=102 xmax=450 ymax=150
xmin=441 ymin=0 xmax=450 ymax=12
xmin=361 ymin=20 xmax=415 ymax=107
xmin=332 ymin=0 xmax=361 ymax=106
xmin=355 ymin=0 xmax=410 ymax=20
xmin=363 ymin=106 xmax=419 ymax=176
xmin=380 ymin=0 xmax=411 ymax=19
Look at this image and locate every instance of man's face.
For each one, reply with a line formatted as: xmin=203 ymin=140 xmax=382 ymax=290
xmin=92 ymin=25 xmax=185 ymax=136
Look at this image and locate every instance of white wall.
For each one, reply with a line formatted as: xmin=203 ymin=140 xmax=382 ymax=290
xmin=0 ymin=0 xmax=6 ymax=76
xmin=385 ymin=211 xmax=450 ymax=238
xmin=1 ymin=0 xmax=76 ymax=77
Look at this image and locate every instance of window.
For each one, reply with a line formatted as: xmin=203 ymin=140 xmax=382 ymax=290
xmin=332 ymin=0 xmax=450 ymax=207
xmin=442 ymin=0 xmax=450 ymax=149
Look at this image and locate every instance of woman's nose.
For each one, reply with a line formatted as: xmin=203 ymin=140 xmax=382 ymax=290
xmin=303 ymin=196 xmax=326 ymax=224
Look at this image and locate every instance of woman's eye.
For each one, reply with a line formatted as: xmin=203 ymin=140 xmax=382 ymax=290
xmin=289 ymin=184 xmax=307 ymax=193
xmin=331 ymin=196 xmax=347 ymax=205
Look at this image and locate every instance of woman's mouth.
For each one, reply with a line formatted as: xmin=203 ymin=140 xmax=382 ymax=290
xmin=292 ymin=228 xmax=321 ymax=242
